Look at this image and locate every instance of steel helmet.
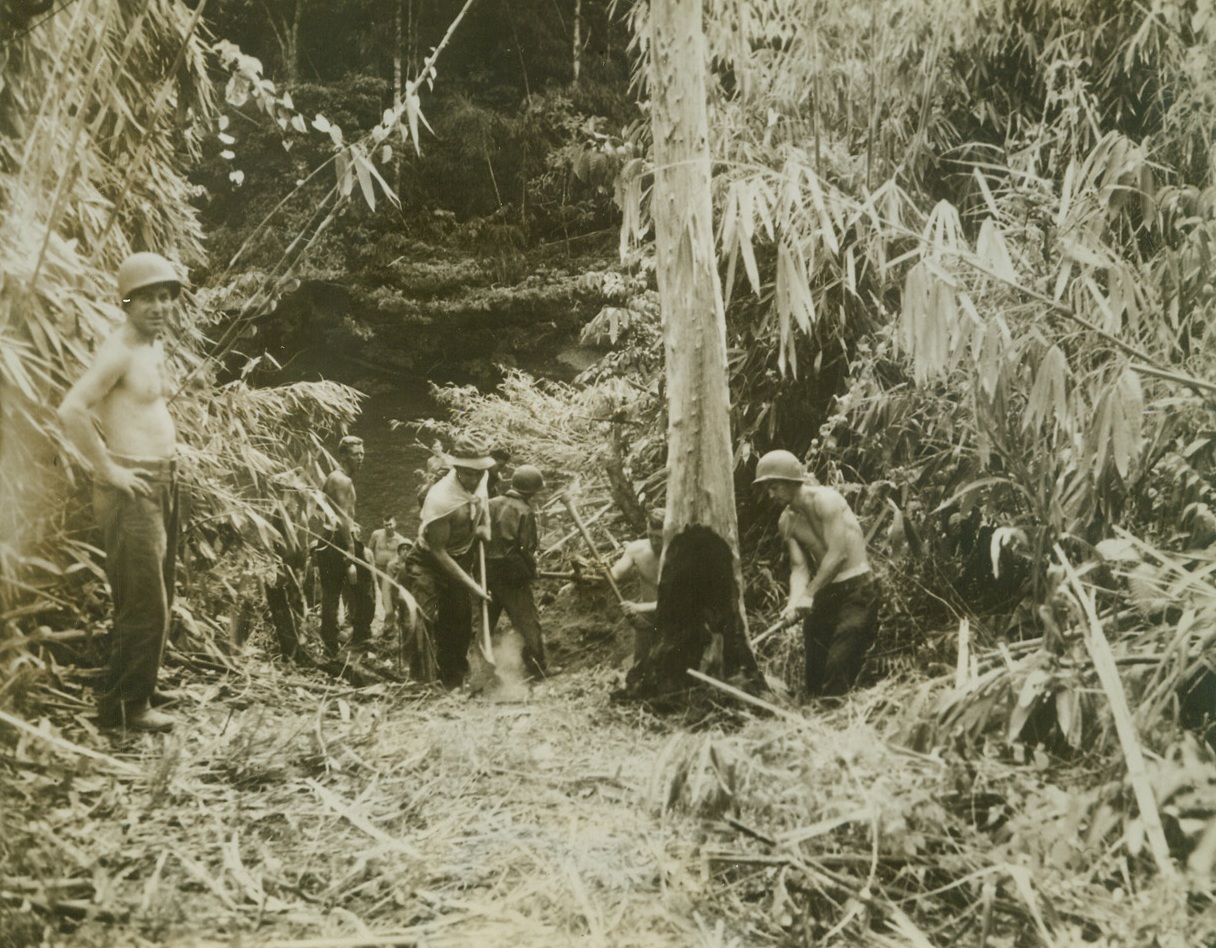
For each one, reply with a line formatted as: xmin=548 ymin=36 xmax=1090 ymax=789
xmin=118 ymin=252 xmax=182 ymax=301
xmin=753 ymin=449 xmax=806 ymax=484
xmin=511 ymin=465 xmax=545 ymax=494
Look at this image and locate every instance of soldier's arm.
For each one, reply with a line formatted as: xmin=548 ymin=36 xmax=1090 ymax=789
xmin=609 ymin=542 xmax=640 ymax=584
xmin=423 ymin=517 xmax=488 ymax=600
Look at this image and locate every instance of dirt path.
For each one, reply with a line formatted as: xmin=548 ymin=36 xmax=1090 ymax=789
xmin=4 ymin=659 xmax=725 ymax=946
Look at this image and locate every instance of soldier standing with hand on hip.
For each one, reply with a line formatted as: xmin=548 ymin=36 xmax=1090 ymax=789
xmin=58 ymin=252 xmax=185 ymax=733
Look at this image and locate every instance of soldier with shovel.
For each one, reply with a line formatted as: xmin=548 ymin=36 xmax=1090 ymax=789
xmin=400 ymin=434 xmax=494 ymax=689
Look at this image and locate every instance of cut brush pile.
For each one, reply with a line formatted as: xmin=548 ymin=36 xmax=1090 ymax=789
xmin=1 ymin=653 xmax=721 ymax=946
xmin=4 ymin=623 xmax=1216 ymax=946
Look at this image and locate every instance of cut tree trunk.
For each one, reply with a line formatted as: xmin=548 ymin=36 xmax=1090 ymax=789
xmin=623 ymin=0 xmax=760 ymax=701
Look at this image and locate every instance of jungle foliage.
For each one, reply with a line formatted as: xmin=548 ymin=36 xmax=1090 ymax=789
xmin=3 ymin=0 xmax=1216 ymax=941
xmin=573 ymin=0 xmax=1216 ymax=640
xmin=0 ymin=0 xmax=362 ymax=681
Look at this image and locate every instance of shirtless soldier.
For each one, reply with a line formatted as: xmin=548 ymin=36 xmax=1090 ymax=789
xmin=58 ymin=252 xmax=184 ymax=732
xmin=754 ymin=450 xmax=880 ymax=698
xmin=608 ymin=509 xmax=664 ymax=672
xmin=317 ymin=436 xmax=375 ymax=654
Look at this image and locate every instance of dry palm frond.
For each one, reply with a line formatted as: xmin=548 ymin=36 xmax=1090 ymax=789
xmin=427 ymin=368 xmax=649 ymax=483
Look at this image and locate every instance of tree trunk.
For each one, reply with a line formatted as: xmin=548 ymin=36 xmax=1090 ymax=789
xmin=393 ymin=0 xmax=404 ymax=193
xmin=393 ymin=0 xmax=404 ymax=103
xmin=287 ymin=0 xmax=303 ymax=83
xmin=624 ymin=0 xmax=760 ymax=701
xmin=572 ymin=0 xmax=581 ymax=86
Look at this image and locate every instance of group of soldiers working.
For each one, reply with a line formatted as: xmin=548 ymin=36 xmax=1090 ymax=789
xmin=57 ymin=252 xmax=880 ymax=733
xmin=314 ymin=431 xmax=552 ymax=690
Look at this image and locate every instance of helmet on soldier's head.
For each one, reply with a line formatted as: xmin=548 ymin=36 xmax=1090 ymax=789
xmin=753 ymin=450 xmax=806 ymax=484
xmin=118 ymin=252 xmax=182 ymax=301
xmin=511 ymin=465 xmax=545 ymax=494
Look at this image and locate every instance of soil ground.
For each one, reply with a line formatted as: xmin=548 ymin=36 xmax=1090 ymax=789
xmin=1 ymin=584 xmax=740 ymax=947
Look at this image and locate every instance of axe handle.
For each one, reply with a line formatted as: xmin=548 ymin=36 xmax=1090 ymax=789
xmin=750 ymin=613 xmax=799 ymax=649
xmin=561 ymin=494 xmax=627 ymax=605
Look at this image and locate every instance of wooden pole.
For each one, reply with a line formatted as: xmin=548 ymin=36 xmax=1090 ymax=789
xmin=560 ymin=494 xmax=627 ymax=604
xmin=477 ymin=541 xmax=496 ymax=667
xmin=749 ymin=614 xmax=798 ymax=649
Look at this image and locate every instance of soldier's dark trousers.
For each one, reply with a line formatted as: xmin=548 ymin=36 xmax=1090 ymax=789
xmin=95 ymin=457 xmax=179 ymax=726
xmin=803 ymin=573 xmax=880 ymax=697
xmin=317 ymin=541 xmax=375 ymax=653
xmin=486 ymin=577 xmax=547 ymax=679
xmin=402 ymin=547 xmax=474 ymax=689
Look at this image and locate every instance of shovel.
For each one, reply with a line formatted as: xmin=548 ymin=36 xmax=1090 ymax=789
xmin=477 ymin=540 xmax=496 ymax=667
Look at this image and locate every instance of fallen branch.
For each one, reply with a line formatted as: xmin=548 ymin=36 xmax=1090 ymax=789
xmin=0 ymin=709 xmax=141 ymax=776
xmin=305 ymin=778 xmax=421 ymax=857
xmin=560 ymin=493 xmax=626 ymax=604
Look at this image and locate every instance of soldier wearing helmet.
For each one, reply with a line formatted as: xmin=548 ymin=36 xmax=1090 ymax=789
xmin=483 ymin=464 xmax=548 ymax=680
xmin=57 ymin=251 xmax=184 ymax=732
xmin=754 ymin=449 xmax=880 ymax=699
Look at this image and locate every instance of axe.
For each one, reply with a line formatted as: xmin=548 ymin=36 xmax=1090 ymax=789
xmin=749 ymin=613 xmax=800 ymax=649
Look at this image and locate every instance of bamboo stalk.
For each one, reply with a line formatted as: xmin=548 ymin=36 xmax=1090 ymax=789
xmin=1053 ymin=544 xmax=1179 ymax=882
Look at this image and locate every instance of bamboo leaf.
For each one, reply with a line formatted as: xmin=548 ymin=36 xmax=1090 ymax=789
xmin=354 ymin=152 xmax=376 ymax=211
xmin=1083 ymin=273 xmax=1117 ymax=332
xmin=1061 ymin=235 xmax=1110 ymax=269
xmin=1025 ymin=344 xmax=1069 ymax=433
xmin=1055 ymin=688 xmax=1082 ymax=748
xmin=363 ymin=154 xmax=400 ymax=206
xmin=976 ymin=219 xmax=1017 ymax=283
xmin=803 ymin=164 xmax=839 ymax=255
xmin=1052 ymin=259 xmax=1073 ymax=301
xmin=1089 ymin=389 xmax=1114 ymax=479
xmin=972 ymin=167 xmax=1000 ymax=218
xmin=1057 ymin=160 xmax=1076 ymax=228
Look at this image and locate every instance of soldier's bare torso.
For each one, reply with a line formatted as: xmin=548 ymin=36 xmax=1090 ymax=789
xmin=96 ymin=329 xmax=176 ymax=459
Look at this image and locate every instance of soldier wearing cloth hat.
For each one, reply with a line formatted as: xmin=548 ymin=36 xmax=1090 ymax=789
xmin=485 ymin=464 xmax=548 ymax=680
xmin=754 ymin=450 xmax=881 ymax=698
xmin=399 ymin=433 xmax=494 ymax=688
xmin=57 ymin=252 xmax=185 ymax=732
